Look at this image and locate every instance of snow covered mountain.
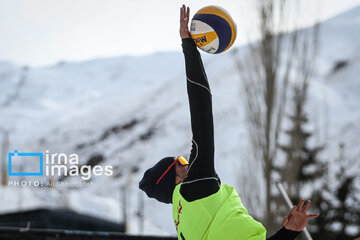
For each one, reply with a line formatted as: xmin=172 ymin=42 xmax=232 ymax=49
xmin=0 ymin=6 xmax=359 ymax=235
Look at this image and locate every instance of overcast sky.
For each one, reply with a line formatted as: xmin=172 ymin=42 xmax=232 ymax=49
xmin=1 ymin=0 xmax=359 ymax=67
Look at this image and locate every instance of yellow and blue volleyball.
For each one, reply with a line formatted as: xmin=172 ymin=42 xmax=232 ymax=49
xmin=190 ymin=5 xmax=237 ymax=54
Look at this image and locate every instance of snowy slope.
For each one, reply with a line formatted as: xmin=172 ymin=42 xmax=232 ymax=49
xmin=0 ymin=6 xmax=359 ymax=235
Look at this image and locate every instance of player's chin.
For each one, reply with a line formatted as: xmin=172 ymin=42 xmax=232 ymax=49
xmin=175 ymin=176 xmax=186 ymax=185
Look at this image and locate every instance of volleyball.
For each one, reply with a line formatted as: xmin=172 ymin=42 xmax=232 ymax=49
xmin=190 ymin=6 xmax=237 ymax=54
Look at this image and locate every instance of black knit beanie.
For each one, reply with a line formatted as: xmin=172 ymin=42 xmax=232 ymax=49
xmin=139 ymin=157 xmax=176 ymax=204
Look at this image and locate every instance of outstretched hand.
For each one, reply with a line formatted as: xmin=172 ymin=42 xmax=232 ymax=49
xmin=180 ymin=4 xmax=191 ymax=39
xmin=282 ymin=199 xmax=319 ymax=232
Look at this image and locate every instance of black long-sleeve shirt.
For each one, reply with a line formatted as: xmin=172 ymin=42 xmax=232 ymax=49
xmin=180 ymin=38 xmax=300 ymax=240
xmin=139 ymin=38 xmax=301 ymax=240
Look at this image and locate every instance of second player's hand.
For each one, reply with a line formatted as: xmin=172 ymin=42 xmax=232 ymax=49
xmin=180 ymin=4 xmax=191 ymax=39
xmin=282 ymin=199 xmax=319 ymax=232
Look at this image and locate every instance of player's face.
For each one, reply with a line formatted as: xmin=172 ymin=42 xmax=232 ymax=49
xmin=175 ymin=162 xmax=188 ymax=185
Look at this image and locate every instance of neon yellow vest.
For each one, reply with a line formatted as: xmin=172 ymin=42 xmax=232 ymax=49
xmin=172 ymin=184 xmax=266 ymax=240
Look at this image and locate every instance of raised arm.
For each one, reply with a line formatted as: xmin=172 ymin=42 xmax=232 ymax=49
xmin=179 ymin=5 xmax=219 ymax=200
